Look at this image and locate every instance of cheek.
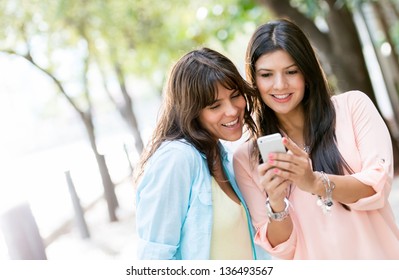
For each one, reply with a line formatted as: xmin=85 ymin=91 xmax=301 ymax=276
xmin=237 ymin=97 xmax=247 ymax=111
xmin=197 ymin=113 xmax=209 ymax=129
xmin=260 ymin=94 xmax=271 ymax=106
xmin=299 ymin=82 xmax=306 ymax=93
xmin=198 ymin=111 xmax=218 ymax=130
xmin=256 ymin=78 xmax=272 ymax=93
xmin=293 ymin=74 xmax=306 ymax=88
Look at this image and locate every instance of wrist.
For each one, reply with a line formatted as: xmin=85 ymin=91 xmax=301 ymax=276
xmin=315 ymin=171 xmax=336 ymax=214
xmin=311 ymin=171 xmax=326 ymax=196
xmin=267 ymin=198 xmax=286 ymax=212
xmin=266 ymin=197 xmax=290 ymax=222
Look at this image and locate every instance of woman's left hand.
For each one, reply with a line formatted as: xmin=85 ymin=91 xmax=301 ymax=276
xmin=268 ymin=137 xmax=318 ymax=194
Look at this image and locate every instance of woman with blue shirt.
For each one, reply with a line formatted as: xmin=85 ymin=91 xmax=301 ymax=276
xmin=134 ymin=47 xmax=269 ymax=260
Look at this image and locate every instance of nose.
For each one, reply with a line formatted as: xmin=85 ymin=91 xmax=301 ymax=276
xmin=273 ymin=74 xmax=287 ymax=90
xmin=225 ymin=101 xmax=239 ymax=116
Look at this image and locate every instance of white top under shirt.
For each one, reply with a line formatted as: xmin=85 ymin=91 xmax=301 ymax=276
xmin=210 ymin=177 xmax=253 ymax=259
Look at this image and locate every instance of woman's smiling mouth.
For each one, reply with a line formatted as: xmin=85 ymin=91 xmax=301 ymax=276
xmin=222 ymin=118 xmax=239 ymax=127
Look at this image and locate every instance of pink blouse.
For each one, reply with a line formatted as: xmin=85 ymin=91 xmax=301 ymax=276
xmin=233 ymin=91 xmax=399 ymax=259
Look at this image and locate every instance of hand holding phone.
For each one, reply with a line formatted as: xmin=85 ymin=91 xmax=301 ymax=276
xmin=257 ymin=133 xmax=286 ymax=162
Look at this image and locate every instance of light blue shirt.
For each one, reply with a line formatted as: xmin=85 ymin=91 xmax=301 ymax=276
xmin=135 ymin=139 xmax=270 ymax=260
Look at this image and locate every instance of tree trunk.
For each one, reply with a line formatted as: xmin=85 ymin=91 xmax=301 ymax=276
xmin=114 ymin=62 xmax=144 ymax=154
xmin=324 ymin=0 xmax=375 ymax=97
xmin=93 ymin=51 xmax=145 ymax=159
xmin=371 ymin=1 xmax=399 ymax=136
xmin=81 ymin=112 xmax=119 ymax=222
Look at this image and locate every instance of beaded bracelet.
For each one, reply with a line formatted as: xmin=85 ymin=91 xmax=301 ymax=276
xmin=316 ymin=171 xmax=335 ymax=214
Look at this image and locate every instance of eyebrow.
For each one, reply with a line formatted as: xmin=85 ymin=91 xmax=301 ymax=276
xmin=256 ymin=63 xmax=297 ymax=72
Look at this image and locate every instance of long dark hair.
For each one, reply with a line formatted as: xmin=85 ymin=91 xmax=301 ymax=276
xmin=246 ymin=19 xmax=352 ymax=196
xmin=134 ymin=47 xmax=257 ymax=182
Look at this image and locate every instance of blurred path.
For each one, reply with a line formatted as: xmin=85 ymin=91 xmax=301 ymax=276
xmin=44 ymin=178 xmax=137 ymax=260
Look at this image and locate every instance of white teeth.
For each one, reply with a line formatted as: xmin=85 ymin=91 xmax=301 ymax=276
xmin=223 ymin=118 xmax=238 ymax=127
xmin=273 ymin=94 xmax=290 ymax=99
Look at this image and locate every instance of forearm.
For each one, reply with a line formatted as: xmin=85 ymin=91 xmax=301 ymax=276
xmin=266 ymin=217 xmax=293 ymax=247
xmin=265 ymin=198 xmax=293 ymax=247
xmin=312 ymin=173 xmax=376 ymax=204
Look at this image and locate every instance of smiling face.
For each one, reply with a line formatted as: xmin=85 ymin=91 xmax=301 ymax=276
xmin=198 ymin=83 xmax=246 ymax=142
xmin=255 ymin=50 xmax=306 ymax=118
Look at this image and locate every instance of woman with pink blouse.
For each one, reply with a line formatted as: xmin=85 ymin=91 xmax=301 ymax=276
xmin=233 ymin=18 xmax=399 ymax=259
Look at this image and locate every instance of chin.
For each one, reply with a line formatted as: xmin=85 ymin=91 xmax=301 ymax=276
xmin=225 ymin=134 xmax=242 ymax=142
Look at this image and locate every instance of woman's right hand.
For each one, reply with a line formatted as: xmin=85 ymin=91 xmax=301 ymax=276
xmin=258 ymin=162 xmax=291 ymax=211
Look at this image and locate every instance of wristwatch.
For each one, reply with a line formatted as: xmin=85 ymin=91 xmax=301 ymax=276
xmin=265 ymin=197 xmax=290 ymax=222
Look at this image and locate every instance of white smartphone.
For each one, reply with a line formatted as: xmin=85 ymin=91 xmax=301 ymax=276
xmin=257 ymin=133 xmax=286 ymax=162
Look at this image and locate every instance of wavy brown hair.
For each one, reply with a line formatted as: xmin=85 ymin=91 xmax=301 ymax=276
xmin=134 ymin=47 xmax=257 ymax=182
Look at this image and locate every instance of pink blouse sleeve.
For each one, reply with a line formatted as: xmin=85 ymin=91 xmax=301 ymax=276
xmin=233 ymin=141 xmax=297 ymax=259
xmin=233 ymin=141 xmax=269 ymax=228
xmin=339 ymin=91 xmax=394 ymax=210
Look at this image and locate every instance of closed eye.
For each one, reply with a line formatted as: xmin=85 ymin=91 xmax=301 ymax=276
xmin=260 ymin=73 xmax=272 ymax=78
xmin=231 ymin=91 xmax=241 ymax=99
xmin=208 ymin=102 xmax=220 ymax=110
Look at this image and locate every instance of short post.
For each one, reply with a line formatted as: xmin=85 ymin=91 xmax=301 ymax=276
xmin=0 ymin=202 xmax=47 ymax=259
xmin=65 ymin=170 xmax=90 ymax=239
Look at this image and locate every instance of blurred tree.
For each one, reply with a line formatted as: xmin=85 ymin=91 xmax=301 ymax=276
xmin=0 ymin=0 xmax=119 ymax=221
xmin=256 ymin=0 xmax=399 ymax=172
xmin=365 ymin=0 xmax=399 ymax=135
xmin=0 ymin=0 xmax=270 ymax=223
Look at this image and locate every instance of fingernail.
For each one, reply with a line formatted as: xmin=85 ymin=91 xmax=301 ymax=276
xmin=274 ymin=168 xmax=279 ymax=174
xmin=268 ymin=153 xmax=275 ymax=159
xmin=268 ymin=159 xmax=274 ymax=164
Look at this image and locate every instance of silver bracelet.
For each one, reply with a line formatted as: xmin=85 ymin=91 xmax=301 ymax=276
xmin=265 ymin=197 xmax=290 ymax=222
xmin=316 ymin=171 xmax=335 ymax=214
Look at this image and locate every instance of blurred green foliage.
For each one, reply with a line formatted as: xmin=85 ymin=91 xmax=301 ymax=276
xmin=0 ymin=0 xmax=272 ymax=94
xmin=1 ymin=0 xmax=397 ymax=103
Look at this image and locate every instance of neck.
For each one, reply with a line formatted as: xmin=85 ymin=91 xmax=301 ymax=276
xmin=213 ymin=156 xmax=229 ymax=183
xmin=277 ymin=108 xmax=306 ymax=148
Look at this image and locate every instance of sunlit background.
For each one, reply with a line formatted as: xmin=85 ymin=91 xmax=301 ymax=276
xmin=0 ymin=0 xmax=399 ymax=260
